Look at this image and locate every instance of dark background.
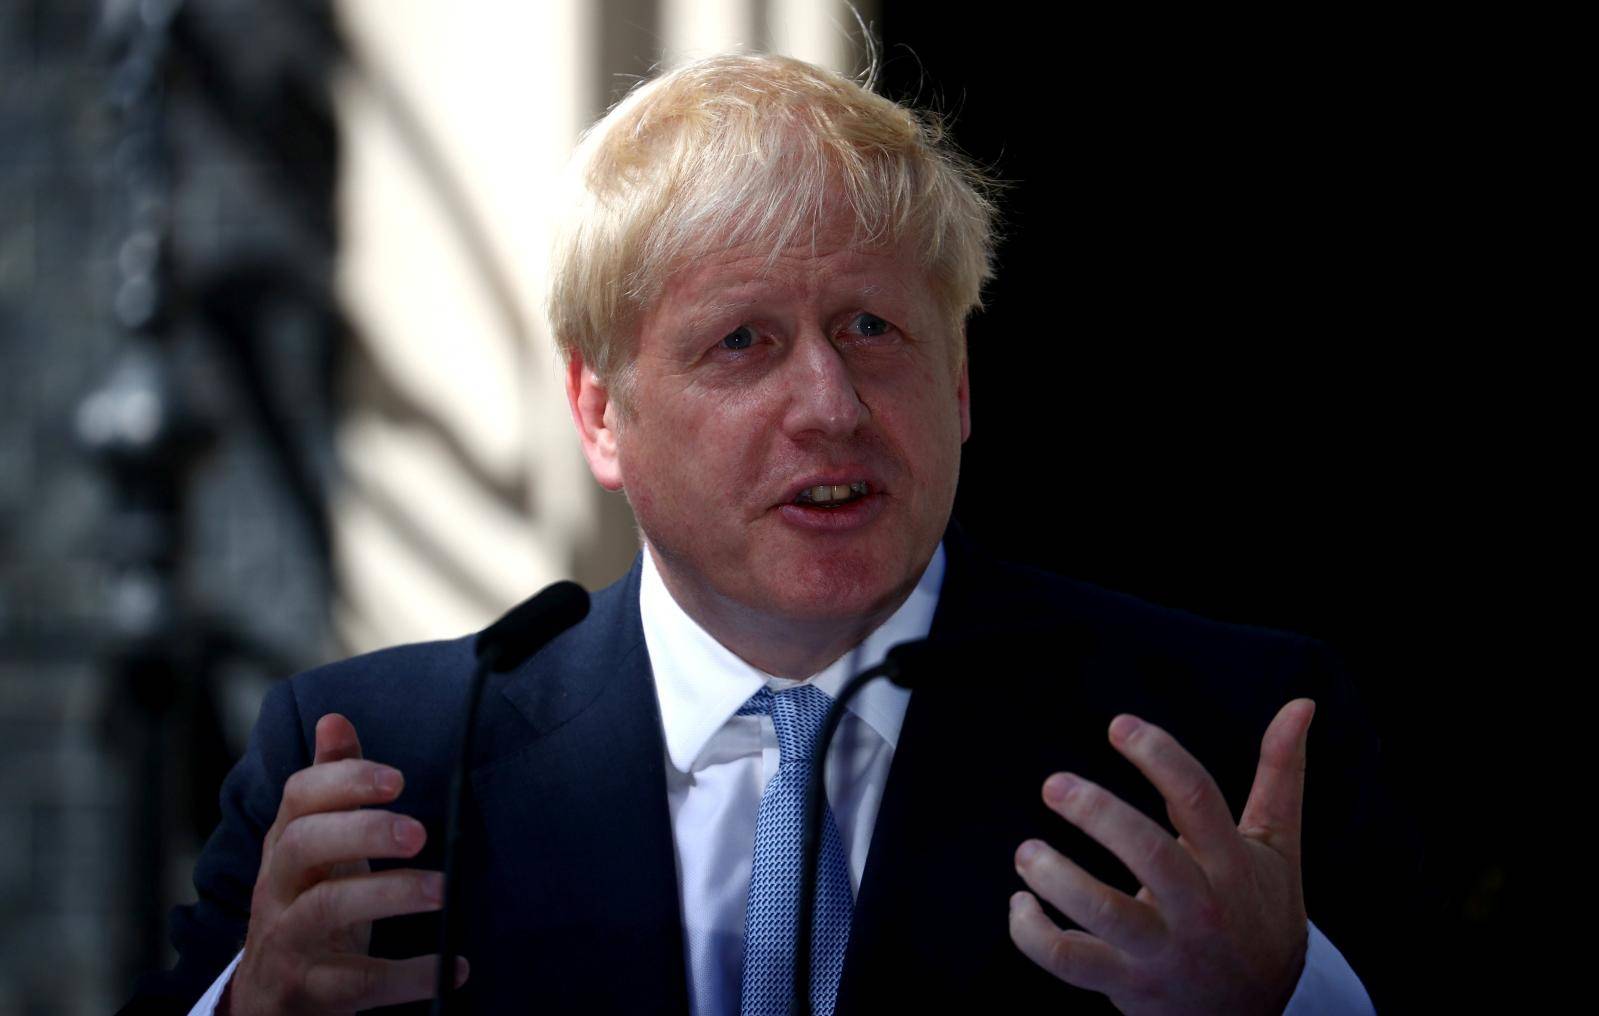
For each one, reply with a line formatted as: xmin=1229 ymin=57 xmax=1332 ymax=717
xmin=880 ymin=5 xmax=1520 ymax=1009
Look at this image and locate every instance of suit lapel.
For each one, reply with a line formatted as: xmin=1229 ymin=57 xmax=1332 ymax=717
xmin=836 ymin=530 xmax=1120 ymax=1012
xmin=460 ymin=559 xmax=691 ymax=1015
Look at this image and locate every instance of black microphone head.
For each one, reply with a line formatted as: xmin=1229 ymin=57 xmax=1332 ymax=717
xmin=475 ymin=580 xmax=590 ymax=672
xmin=884 ymin=638 xmax=937 ymax=688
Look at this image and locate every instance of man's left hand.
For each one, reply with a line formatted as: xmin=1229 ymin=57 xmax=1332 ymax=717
xmin=1008 ymin=699 xmax=1315 ymax=1015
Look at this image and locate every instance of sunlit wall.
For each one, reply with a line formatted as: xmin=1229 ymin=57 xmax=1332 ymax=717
xmin=330 ymin=0 xmax=874 ymax=652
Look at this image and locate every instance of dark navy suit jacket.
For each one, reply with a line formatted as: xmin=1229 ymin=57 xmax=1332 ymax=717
xmin=125 ymin=532 xmax=1420 ymax=1013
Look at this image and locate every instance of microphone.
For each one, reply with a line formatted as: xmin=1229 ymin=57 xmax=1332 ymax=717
xmin=434 ymin=581 xmax=590 ymax=1014
xmin=475 ymin=580 xmax=592 ymax=672
xmin=792 ymin=638 xmax=933 ymax=1016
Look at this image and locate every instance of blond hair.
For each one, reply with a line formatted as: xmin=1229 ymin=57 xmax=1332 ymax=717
xmin=547 ymin=52 xmax=998 ymax=394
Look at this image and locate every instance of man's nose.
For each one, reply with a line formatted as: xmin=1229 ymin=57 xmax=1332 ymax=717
xmin=780 ymin=332 xmax=869 ymax=439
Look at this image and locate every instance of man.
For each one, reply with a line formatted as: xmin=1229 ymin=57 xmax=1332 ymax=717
xmin=127 ymin=54 xmax=1411 ymax=1015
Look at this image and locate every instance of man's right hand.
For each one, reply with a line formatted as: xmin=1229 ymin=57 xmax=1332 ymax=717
xmin=226 ymin=713 xmax=466 ymax=1015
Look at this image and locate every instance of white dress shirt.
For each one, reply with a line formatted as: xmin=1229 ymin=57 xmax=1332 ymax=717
xmin=642 ymin=544 xmax=932 ymax=1013
xmin=190 ymin=543 xmax=1372 ymax=1015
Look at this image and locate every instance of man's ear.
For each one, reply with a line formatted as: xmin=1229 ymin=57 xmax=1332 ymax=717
xmin=565 ymin=355 xmax=624 ymax=491
xmin=957 ymin=349 xmax=972 ymax=444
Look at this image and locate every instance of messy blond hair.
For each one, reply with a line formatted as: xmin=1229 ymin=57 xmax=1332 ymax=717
xmin=547 ymin=52 xmax=999 ymax=395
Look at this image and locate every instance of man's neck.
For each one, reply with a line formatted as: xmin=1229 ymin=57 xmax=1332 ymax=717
xmin=645 ymin=545 xmax=919 ymax=679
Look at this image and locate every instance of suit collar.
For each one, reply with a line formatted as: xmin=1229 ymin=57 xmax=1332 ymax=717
xmin=466 ymin=531 xmax=1036 ymax=1013
xmin=465 ymin=557 xmax=691 ymax=1014
xmin=495 ymin=555 xmax=647 ymax=738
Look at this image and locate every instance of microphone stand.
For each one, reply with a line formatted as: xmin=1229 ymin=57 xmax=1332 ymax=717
xmin=792 ymin=641 xmax=926 ymax=1016
xmin=432 ymin=646 xmax=499 ymax=1013
xmin=432 ymin=581 xmax=589 ymax=1015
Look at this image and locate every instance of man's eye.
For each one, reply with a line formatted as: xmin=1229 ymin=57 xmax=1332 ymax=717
xmin=720 ymin=325 xmax=755 ymax=351
xmin=852 ymin=313 xmax=891 ymax=337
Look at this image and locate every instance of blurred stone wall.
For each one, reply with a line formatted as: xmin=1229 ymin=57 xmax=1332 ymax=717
xmin=0 ymin=1 xmax=338 ymax=1010
xmin=0 ymin=1 xmax=872 ymax=1009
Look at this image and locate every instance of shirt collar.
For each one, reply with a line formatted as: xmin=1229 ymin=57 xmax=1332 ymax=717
xmin=641 ymin=544 xmax=946 ymax=774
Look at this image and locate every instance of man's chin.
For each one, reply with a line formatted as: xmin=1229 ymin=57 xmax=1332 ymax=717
xmin=751 ymin=558 xmax=917 ymax=627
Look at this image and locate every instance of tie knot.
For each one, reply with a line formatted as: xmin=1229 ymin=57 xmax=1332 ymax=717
xmin=736 ymin=684 xmax=833 ymax=766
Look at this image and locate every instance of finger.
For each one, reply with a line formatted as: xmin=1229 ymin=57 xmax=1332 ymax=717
xmin=280 ymin=868 xmax=445 ymax=943
xmin=1008 ymin=890 xmax=1128 ymax=994
xmin=273 ymin=758 xmax=405 ymax=830
xmin=1238 ymin=698 xmax=1315 ymax=856
xmin=303 ymin=953 xmax=468 ymax=1011
xmin=271 ymin=810 xmax=426 ymax=897
xmin=1108 ymin=714 xmax=1245 ymax=879
xmin=267 ymin=714 xmax=388 ymax=847
xmin=1014 ymin=839 xmax=1166 ymax=957
xmin=314 ymin=713 xmax=364 ymax=765
xmin=1041 ymin=772 xmax=1209 ymax=919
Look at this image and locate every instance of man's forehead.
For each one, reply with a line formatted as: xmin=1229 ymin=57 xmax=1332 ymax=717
xmin=660 ymin=240 xmax=920 ymax=307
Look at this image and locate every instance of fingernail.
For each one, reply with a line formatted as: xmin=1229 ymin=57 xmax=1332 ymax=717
xmin=1010 ymin=891 xmax=1030 ymax=913
xmin=1043 ymin=772 xmax=1077 ymax=805
xmin=1109 ymin=714 xmax=1141 ymax=743
xmin=374 ymin=767 xmax=403 ymax=795
xmin=1016 ymin=840 xmax=1043 ymax=867
xmin=455 ymin=956 xmax=470 ymax=987
xmin=392 ymin=817 xmax=423 ymax=850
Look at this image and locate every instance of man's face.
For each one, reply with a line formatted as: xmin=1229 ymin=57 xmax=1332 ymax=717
xmin=572 ymin=219 xmax=971 ymax=633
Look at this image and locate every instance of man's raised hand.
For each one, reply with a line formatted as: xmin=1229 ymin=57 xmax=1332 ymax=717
xmin=1008 ymin=699 xmax=1315 ymax=1015
xmin=227 ymin=714 xmax=466 ymax=1015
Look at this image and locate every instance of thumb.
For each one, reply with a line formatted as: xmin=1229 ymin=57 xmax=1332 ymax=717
xmin=313 ymin=712 xmax=364 ymax=765
xmin=1237 ymin=698 xmax=1314 ymax=856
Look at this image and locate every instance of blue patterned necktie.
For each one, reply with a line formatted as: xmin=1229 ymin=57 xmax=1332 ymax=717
xmin=736 ymin=684 xmax=854 ymax=1016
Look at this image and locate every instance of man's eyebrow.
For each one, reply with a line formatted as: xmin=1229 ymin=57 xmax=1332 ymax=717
xmin=677 ymin=277 xmax=897 ymax=335
xmin=683 ymin=296 xmax=756 ymax=334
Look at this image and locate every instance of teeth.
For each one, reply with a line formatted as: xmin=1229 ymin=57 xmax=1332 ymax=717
xmin=795 ymin=481 xmax=870 ymax=505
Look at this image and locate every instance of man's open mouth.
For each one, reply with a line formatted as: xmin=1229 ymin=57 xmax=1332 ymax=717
xmin=793 ymin=481 xmax=870 ymax=508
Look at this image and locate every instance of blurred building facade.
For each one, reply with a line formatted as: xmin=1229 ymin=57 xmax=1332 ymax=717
xmin=2 ymin=1 xmax=345 ymax=1009
xmin=0 ymin=1 xmax=868 ymax=1011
